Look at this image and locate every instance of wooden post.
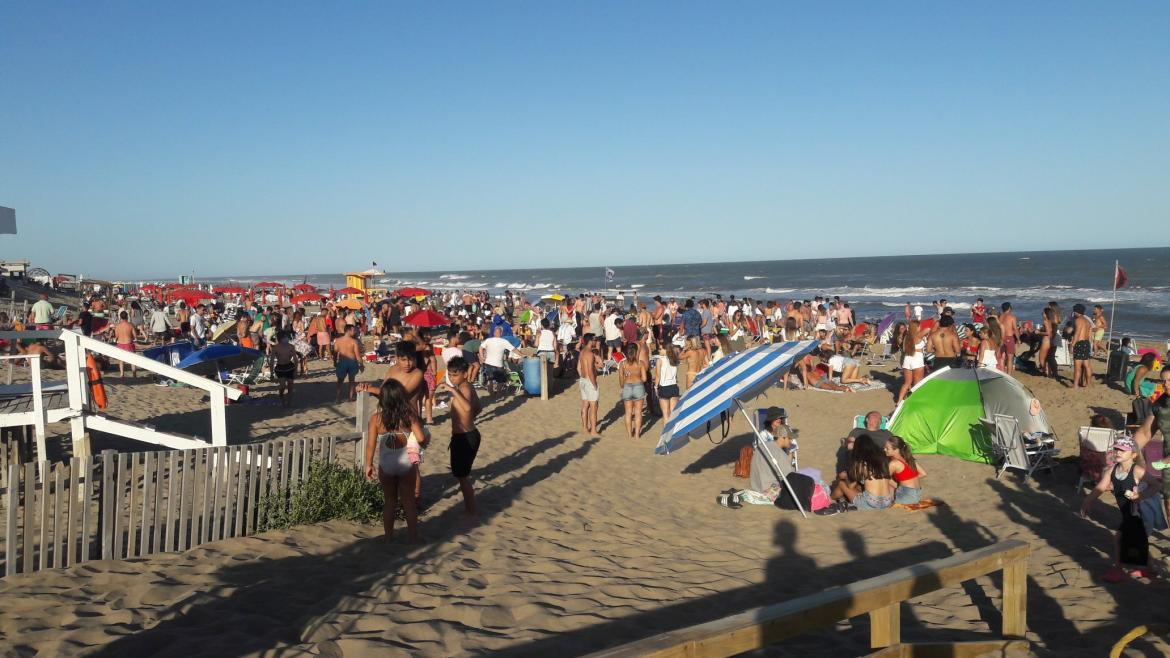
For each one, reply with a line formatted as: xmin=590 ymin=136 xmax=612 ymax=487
xmin=540 ymin=358 xmax=549 ymax=401
xmin=22 ymin=461 xmax=35 ymax=573
xmin=37 ymin=461 xmax=49 ymax=570
xmin=210 ymin=447 xmax=225 ymax=542
xmin=152 ymin=453 xmax=165 ymax=553
xmin=1002 ymin=559 xmax=1028 ymax=638
xmin=63 ymin=334 xmax=90 ymax=458
xmin=5 ymin=463 xmax=17 ymax=576
xmin=29 ymin=357 xmax=47 ymax=471
xmin=210 ymin=388 xmax=227 ymax=447
xmin=196 ymin=448 xmax=211 ymax=546
xmin=178 ymin=450 xmax=194 ymax=551
xmin=127 ymin=453 xmax=139 ymax=557
xmin=51 ymin=465 xmax=62 ymax=568
xmin=113 ymin=453 xmax=129 ymax=559
xmin=870 ymin=603 xmax=901 ymax=648
xmin=66 ymin=457 xmax=79 ymax=567
xmin=355 ymin=393 xmax=366 ymax=433
xmin=233 ymin=446 xmax=247 ymax=537
xmin=81 ymin=456 xmax=93 ymax=563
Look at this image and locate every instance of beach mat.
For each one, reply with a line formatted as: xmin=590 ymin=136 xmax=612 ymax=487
xmin=805 ymin=379 xmax=888 ymax=394
xmin=893 ymin=499 xmax=944 ymax=512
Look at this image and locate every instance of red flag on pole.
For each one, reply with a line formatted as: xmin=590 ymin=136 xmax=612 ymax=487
xmin=1115 ymin=263 xmax=1128 ymax=290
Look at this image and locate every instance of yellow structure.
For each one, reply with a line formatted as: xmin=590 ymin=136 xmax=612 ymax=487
xmin=344 ymin=272 xmax=372 ymax=295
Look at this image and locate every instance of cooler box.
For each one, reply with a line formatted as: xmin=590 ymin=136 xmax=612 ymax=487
xmin=522 ymin=357 xmax=542 ymax=395
xmin=1107 ymin=350 xmax=1130 ymax=383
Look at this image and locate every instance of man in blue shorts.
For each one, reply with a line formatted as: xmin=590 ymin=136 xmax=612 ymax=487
xmin=332 ymin=324 xmax=364 ymax=402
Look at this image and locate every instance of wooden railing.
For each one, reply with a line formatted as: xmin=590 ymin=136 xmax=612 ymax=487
xmin=1 ymin=434 xmax=361 ymax=577
xmin=587 ymin=540 xmax=1030 ymax=658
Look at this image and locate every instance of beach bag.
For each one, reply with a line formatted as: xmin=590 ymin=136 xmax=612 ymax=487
xmin=733 ymin=445 xmax=753 ymax=478
xmin=809 ymin=483 xmax=831 ymax=512
xmin=774 ymin=472 xmax=816 ymax=511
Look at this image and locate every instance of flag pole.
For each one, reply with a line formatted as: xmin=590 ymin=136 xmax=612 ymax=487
xmin=1107 ymin=259 xmax=1118 ymax=349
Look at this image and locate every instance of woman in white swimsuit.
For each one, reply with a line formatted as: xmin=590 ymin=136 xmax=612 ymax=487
xmin=979 ymin=316 xmax=1003 ymax=370
xmin=364 ymin=379 xmax=428 ymax=543
xmin=896 ymin=320 xmax=927 ymax=405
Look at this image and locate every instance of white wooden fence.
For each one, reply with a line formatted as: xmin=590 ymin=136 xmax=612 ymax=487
xmin=1 ymin=435 xmax=361 ymax=577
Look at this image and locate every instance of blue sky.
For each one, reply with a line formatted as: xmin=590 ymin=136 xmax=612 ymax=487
xmin=2 ymin=2 xmax=1168 ymax=279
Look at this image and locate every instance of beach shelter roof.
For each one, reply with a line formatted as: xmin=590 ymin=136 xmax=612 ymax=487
xmin=396 ymin=287 xmax=429 ymax=297
xmin=404 ymin=309 xmax=450 ymax=327
xmin=253 ymin=281 xmax=283 ymax=289
xmin=335 ymin=299 xmax=363 ymax=310
xmin=171 ymin=290 xmax=214 ymax=304
xmin=292 ymin=283 xmax=317 ymax=292
xmin=888 ymin=366 xmax=1054 ymax=463
xmin=140 ymin=284 xmax=161 ymax=292
xmin=176 ymin=344 xmax=261 ymax=378
xmin=291 ymin=292 xmax=325 ymax=304
xmin=333 ymin=287 xmax=365 ymax=296
xmin=657 ymin=340 xmax=819 ymax=455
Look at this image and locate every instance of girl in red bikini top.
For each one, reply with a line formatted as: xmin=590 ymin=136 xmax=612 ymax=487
xmin=884 ymin=436 xmax=926 ymax=484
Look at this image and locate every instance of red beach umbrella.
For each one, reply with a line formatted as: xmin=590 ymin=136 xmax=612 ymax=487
xmin=333 ymin=287 xmax=365 ymax=297
xmin=292 ymin=283 xmax=317 ymax=292
xmin=291 ymin=292 xmax=326 ymax=304
xmin=396 ymin=287 xmax=430 ymax=297
xmin=140 ymin=284 xmax=161 ymax=292
xmin=171 ymin=290 xmax=214 ymax=305
xmin=254 ymin=281 xmax=283 ymax=289
xmin=403 ymin=310 xmax=450 ymax=328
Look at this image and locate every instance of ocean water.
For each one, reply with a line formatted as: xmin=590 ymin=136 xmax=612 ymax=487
xmin=205 ymin=247 xmax=1170 ymax=340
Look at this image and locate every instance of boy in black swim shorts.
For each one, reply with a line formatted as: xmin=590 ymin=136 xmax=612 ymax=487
xmin=440 ymin=357 xmax=483 ymax=516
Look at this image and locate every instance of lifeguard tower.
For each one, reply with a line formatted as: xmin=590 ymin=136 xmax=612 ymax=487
xmin=345 ymin=267 xmax=386 ymax=299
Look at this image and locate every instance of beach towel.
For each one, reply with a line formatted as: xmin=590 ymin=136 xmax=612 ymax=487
xmin=805 ymin=379 xmax=887 ymax=394
xmin=893 ymin=499 xmax=945 ymax=512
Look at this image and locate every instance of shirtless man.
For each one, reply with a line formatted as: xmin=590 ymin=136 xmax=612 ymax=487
xmin=108 ymin=310 xmax=138 ymax=377
xmin=577 ymin=334 xmax=602 ymax=437
xmin=332 ymin=324 xmax=364 ymax=402
xmin=1070 ymin=304 xmax=1093 ymax=388
xmin=928 ymin=315 xmax=961 ymax=369
xmin=999 ymin=302 xmax=1019 ymax=374
xmin=378 ymin=341 xmax=425 ymax=411
xmin=23 ymin=340 xmax=63 ymax=368
xmin=1092 ymin=304 xmax=1108 ymax=355
xmin=439 ymin=357 xmax=482 ymax=516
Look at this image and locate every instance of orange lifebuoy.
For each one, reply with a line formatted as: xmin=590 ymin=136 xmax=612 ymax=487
xmin=86 ymin=353 xmax=107 ymax=410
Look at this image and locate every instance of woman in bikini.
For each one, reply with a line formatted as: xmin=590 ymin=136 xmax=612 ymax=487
xmin=896 ymin=320 xmax=925 ymax=405
xmin=885 ymin=436 xmax=926 ymax=505
xmin=618 ymin=343 xmax=647 ymax=439
xmin=1036 ymin=307 xmax=1055 ymax=377
xmin=848 ymin=434 xmax=895 ymax=511
xmin=680 ymin=336 xmax=704 ymax=389
xmin=364 ymin=379 xmax=428 ymax=543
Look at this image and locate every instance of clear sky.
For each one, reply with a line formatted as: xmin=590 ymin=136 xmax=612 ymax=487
xmin=2 ymin=2 xmax=1168 ymax=279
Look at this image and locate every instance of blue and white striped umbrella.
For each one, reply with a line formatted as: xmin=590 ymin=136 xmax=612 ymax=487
xmin=656 ymin=340 xmax=820 ymax=455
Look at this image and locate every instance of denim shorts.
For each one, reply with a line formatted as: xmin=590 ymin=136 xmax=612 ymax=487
xmin=894 ymin=486 xmax=922 ymax=505
xmin=621 ymin=382 xmax=646 ymax=401
xmin=855 ymin=490 xmax=894 ymax=511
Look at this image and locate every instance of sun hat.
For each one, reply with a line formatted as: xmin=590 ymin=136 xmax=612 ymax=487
xmin=764 ymin=406 xmax=788 ymax=424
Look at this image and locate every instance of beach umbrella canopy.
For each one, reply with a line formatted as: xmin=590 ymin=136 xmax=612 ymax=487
xmin=403 ymin=309 xmax=450 ymax=327
xmin=141 ymin=284 xmax=161 ymax=292
xmin=657 ymin=340 xmax=819 ymax=456
xmin=541 ymin=293 xmax=565 ymax=301
xmin=254 ymin=281 xmax=283 ymax=289
xmin=291 ymin=292 xmax=326 ymax=304
xmin=876 ymin=313 xmax=897 ymax=340
xmin=396 ymin=287 xmax=429 ymax=297
xmin=335 ymin=299 xmax=363 ymax=310
xmin=292 ymin=283 xmax=317 ymax=292
xmin=176 ymin=344 xmax=261 ymax=378
xmin=171 ymin=290 xmax=214 ymax=305
xmin=333 ymin=287 xmax=365 ymax=297
xmin=852 ymin=322 xmax=869 ymax=338
xmin=888 ymin=366 xmax=1054 ymax=463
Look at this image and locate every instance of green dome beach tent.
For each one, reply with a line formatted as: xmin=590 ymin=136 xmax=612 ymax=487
xmin=888 ymin=367 xmax=1054 ymax=463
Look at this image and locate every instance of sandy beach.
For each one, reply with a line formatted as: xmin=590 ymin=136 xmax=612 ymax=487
xmin=1 ymin=350 xmax=1168 ymax=657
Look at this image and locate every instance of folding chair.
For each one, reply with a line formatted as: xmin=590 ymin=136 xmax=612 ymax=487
xmin=853 ymin=414 xmax=890 ymax=430
xmin=1076 ymin=426 xmax=1117 ymax=491
xmin=866 ymin=342 xmax=892 ymax=366
xmin=985 ymin=413 xmax=1056 ymax=479
xmin=222 ymin=356 xmax=267 ymax=387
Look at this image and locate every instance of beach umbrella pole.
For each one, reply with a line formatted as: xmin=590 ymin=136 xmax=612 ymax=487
xmin=1107 ymin=259 xmax=1118 ymax=349
xmin=735 ymin=399 xmax=808 ymax=518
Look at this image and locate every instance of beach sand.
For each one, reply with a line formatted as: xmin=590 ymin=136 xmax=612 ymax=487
xmin=2 ymin=352 xmax=1170 ymax=656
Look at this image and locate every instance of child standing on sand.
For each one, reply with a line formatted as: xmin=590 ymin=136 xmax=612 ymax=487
xmin=1081 ymin=437 xmax=1155 ymax=582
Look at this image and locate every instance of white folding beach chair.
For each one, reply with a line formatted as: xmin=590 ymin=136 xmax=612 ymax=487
xmin=985 ymin=413 xmax=1056 ymax=479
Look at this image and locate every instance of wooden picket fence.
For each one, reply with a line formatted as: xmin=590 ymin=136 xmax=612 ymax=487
xmin=1 ymin=435 xmax=361 ymax=577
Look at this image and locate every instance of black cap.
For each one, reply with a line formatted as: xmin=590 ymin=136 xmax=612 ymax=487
xmin=764 ymin=406 xmax=788 ymax=424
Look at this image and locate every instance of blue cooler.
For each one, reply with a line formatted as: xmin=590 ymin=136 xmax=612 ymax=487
xmin=522 ymin=357 xmax=543 ymax=395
